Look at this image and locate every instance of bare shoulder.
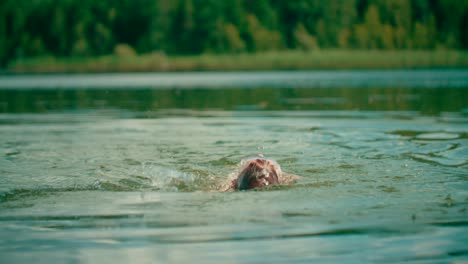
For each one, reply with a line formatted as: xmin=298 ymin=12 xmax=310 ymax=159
xmin=280 ymin=172 xmax=303 ymax=185
xmin=218 ymin=178 xmax=236 ymax=192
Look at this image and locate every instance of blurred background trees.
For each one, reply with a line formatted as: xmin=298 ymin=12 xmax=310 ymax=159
xmin=1 ymin=0 xmax=467 ymax=66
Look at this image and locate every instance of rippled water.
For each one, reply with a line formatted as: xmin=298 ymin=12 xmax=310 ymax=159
xmin=0 ymin=70 xmax=467 ymax=263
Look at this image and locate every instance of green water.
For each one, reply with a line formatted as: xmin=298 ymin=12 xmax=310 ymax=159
xmin=0 ymin=70 xmax=467 ymax=263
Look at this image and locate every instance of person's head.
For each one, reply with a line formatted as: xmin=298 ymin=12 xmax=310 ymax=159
xmin=236 ymin=155 xmax=281 ymax=190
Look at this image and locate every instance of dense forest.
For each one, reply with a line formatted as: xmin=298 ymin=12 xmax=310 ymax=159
xmin=1 ymin=0 xmax=468 ymax=66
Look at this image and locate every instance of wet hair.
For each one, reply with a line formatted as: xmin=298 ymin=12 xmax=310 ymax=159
xmin=236 ymin=157 xmax=281 ymax=190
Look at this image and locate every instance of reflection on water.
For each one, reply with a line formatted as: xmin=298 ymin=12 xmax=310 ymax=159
xmin=0 ymin=70 xmax=467 ymax=263
xmin=1 ymin=86 xmax=467 ymax=115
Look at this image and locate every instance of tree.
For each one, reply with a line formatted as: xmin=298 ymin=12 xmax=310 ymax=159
xmin=461 ymin=10 xmax=468 ymax=49
xmin=353 ymin=24 xmax=370 ymax=49
xmin=245 ymin=14 xmax=283 ymax=51
xmin=413 ymin=22 xmax=429 ymax=49
xmin=244 ymin=0 xmax=278 ymax=29
xmin=170 ymin=0 xmax=196 ymax=53
xmin=294 ymin=23 xmax=319 ymax=50
xmin=381 ymin=24 xmax=395 ymax=49
xmin=140 ymin=1 xmax=175 ymax=52
xmin=365 ymin=4 xmax=383 ymax=48
xmin=221 ymin=23 xmax=246 ymax=53
xmin=1 ymin=0 xmax=468 ymax=66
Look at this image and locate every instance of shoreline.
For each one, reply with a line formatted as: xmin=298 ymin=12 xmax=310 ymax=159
xmin=5 ymin=50 xmax=468 ymax=74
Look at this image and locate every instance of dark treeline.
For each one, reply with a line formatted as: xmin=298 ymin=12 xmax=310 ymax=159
xmin=1 ymin=0 xmax=468 ymax=66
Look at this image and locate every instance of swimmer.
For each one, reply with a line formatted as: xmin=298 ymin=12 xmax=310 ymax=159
xmin=223 ymin=154 xmax=301 ymax=191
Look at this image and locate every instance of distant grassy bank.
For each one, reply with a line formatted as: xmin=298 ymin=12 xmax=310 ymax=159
xmin=6 ymin=50 xmax=468 ymax=73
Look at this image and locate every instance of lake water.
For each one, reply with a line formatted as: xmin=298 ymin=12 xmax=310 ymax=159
xmin=0 ymin=70 xmax=467 ymax=263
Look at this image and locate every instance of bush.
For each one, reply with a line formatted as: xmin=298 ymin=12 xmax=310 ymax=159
xmin=114 ymin=44 xmax=137 ymax=57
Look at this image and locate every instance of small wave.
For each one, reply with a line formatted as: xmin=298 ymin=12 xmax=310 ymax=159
xmin=430 ymin=220 xmax=468 ymax=227
xmin=390 ymin=130 xmax=466 ymax=141
xmin=96 ymin=163 xmax=205 ymax=192
xmin=0 ymin=213 xmax=144 ymax=222
xmin=410 ymin=151 xmax=468 ymax=168
xmin=0 ymin=186 xmax=99 ymax=204
xmin=416 ymin=132 xmax=461 ymax=140
xmin=0 ymin=169 xmax=213 ymax=204
xmin=116 ymin=226 xmax=413 ymax=245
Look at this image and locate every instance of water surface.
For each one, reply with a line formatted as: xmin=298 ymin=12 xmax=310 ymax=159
xmin=2 ymin=69 xmax=468 ymax=89
xmin=0 ymin=70 xmax=467 ymax=263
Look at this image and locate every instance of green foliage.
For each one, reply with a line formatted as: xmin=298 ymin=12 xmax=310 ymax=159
xmin=221 ymin=24 xmax=246 ymax=53
xmin=364 ymin=5 xmax=382 ymax=49
xmin=294 ymin=23 xmax=319 ymax=50
xmin=8 ymin=50 xmax=468 ymax=73
xmin=1 ymin=0 xmax=467 ymax=67
xmin=114 ymin=44 xmax=136 ymax=58
xmin=246 ymin=15 xmax=283 ymax=51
